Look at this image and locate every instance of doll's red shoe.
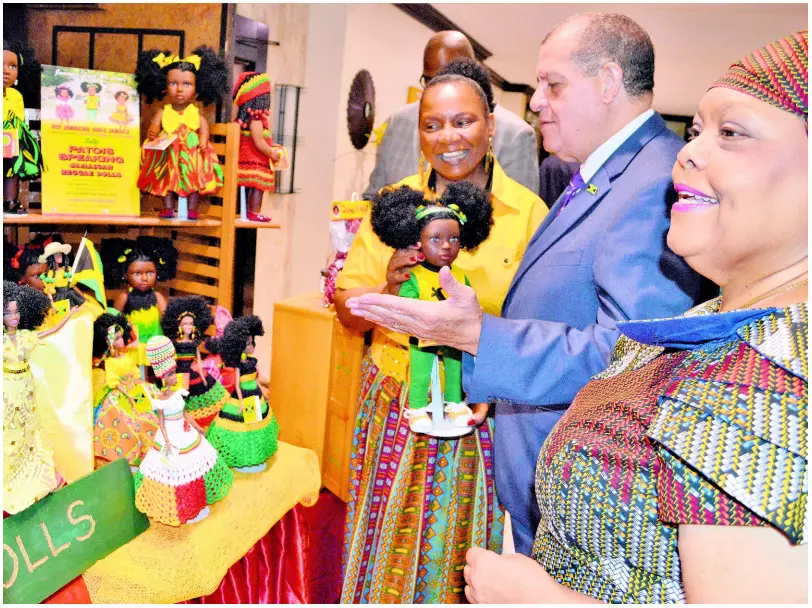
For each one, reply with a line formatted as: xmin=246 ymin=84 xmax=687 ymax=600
xmin=246 ymin=211 xmax=271 ymax=222
xmin=187 ymin=210 xmax=200 ymax=220
xmin=158 ymin=208 xmax=175 ymax=219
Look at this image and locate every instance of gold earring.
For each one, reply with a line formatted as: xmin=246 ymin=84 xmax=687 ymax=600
xmin=484 ymin=136 xmax=494 ymax=174
xmin=418 ymin=151 xmax=426 ymax=183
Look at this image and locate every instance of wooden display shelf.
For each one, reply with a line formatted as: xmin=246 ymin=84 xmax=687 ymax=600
xmin=234 ymin=218 xmax=282 ymax=230
xmin=3 ymin=209 xmax=223 ymax=228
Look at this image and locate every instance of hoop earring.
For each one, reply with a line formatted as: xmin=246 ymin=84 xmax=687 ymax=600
xmin=484 ymin=136 xmax=494 ymax=174
xmin=418 ymin=151 xmax=426 ymax=183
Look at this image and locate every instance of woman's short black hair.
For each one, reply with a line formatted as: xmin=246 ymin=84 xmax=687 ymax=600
xmin=80 ymin=81 xmax=102 ymax=93
xmin=420 ymin=73 xmax=489 ymax=117
xmin=135 ymin=45 xmax=228 ymax=106
xmin=205 ymin=315 xmax=264 ymax=368
xmin=371 ymin=183 xmax=493 ymax=252
xmin=3 ymin=280 xmax=51 ymax=331
xmin=92 ymin=312 xmax=133 ymax=359
xmin=436 ymin=58 xmax=495 ymax=113
xmin=161 ymin=295 xmax=213 ymax=341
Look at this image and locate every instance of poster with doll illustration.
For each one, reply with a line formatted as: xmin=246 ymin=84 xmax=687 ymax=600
xmin=40 ymin=65 xmax=140 ymax=216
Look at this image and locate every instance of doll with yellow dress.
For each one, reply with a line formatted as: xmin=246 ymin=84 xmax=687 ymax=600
xmin=3 ymin=281 xmax=78 ymax=513
xmin=110 ymin=90 xmax=131 ymax=125
xmin=135 ymin=46 xmax=228 ymax=220
xmin=92 ymin=313 xmax=159 ymax=470
xmin=3 ymin=39 xmax=44 ymax=215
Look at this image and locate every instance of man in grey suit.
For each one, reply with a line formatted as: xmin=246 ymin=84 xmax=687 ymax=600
xmin=362 ymin=31 xmax=539 ymax=199
xmin=345 ymin=13 xmax=705 ymax=556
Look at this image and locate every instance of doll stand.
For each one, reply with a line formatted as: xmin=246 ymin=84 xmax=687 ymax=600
xmin=239 ymin=187 xmax=248 ymax=220
xmin=178 ymin=196 xmax=189 ymax=220
xmin=235 ymin=462 xmax=268 ymax=474
xmin=424 ymin=354 xmax=473 ymax=438
xmin=188 ymin=506 xmax=211 ymax=523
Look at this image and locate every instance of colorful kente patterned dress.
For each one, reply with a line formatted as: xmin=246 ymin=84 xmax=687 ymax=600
xmin=3 ymin=330 xmax=59 ymax=514
xmin=124 ymin=289 xmax=163 ymax=367
xmin=137 ymin=104 xmax=223 ymax=197
xmin=237 ymin=115 xmax=276 ymax=191
xmin=206 ymin=355 xmax=280 ymax=468
xmin=135 ymin=388 xmax=233 ymax=526
xmin=3 ymin=87 xmax=44 ymax=180
xmin=533 ymin=299 xmax=808 ymax=603
xmin=174 ymin=340 xmax=229 ymax=429
xmin=93 ymin=355 xmax=159 ymax=468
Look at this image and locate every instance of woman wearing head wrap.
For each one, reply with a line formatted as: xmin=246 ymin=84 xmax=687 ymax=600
xmin=463 ymin=31 xmax=808 ymax=604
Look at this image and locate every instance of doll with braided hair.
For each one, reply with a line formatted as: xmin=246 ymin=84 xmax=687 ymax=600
xmin=233 ymin=72 xmax=282 ymax=222
xmin=370 ymin=182 xmax=493 ymax=434
xmin=3 ymin=39 xmax=43 ymax=215
xmin=161 ymin=296 xmax=229 ymax=429
xmin=205 ymin=315 xmax=280 ymax=471
xmin=135 ymin=46 xmax=228 ymax=220
xmin=91 ymin=313 xmax=159 ymax=470
xmin=3 ymin=281 xmax=78 ymax=513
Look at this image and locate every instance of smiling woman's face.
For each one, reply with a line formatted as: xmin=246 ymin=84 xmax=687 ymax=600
xmin=419 ymin=81 xmax=494 ymax=183
xmin=669 ymin=86 xmax=808 ymax=286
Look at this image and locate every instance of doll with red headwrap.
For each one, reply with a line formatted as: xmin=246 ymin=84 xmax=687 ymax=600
xmin=233 ymin=72 xmax=282 ymax=222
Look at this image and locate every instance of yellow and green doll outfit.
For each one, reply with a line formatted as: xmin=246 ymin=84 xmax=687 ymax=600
xmin=399 ymin=263 xmax=469 ymax=409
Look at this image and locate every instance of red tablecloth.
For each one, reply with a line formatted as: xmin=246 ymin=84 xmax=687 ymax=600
xmin=43 ymin=490 xmax=346 ymax=604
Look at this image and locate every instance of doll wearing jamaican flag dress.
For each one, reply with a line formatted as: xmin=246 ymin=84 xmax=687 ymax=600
xmin=3 ymin=40 xmax=44 ymax=215
xmin=205 ymin=315 xmax=279 ymax=472
xmin=135 ymin=46 xmax=228 ymax=220
xmin=161 ymin=296 xmax=228 ymax=429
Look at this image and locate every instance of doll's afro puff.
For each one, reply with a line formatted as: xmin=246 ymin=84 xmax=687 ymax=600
xmin=371 ymin=182 xmax=493 ymax=252
xmin=205 ymin=315 xmax=264 ymax=368
xmin=100 ymin=237 xmax=177 ymax=286
xmin=92 ymin=313 xmax=133 ymax=359
xmin=3 ymin=280 xmax=51 ymax=331
xmin=3 ymin=39 xmax=41 ymax=97
xmin=135 ymin=45 xmax=228 ymax=106
xmin=161 ymin=295 xmax=213 ymax=342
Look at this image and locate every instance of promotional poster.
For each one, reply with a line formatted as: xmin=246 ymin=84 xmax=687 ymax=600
xmin=40 ymin=65 xmax=140 ymax=216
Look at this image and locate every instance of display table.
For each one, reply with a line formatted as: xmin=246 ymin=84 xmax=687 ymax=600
xmin=81 ymin=442 xmax=321 ymax=604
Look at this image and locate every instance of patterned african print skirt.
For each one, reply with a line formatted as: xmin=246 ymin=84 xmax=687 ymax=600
xmin=3 ymin=114 xmax=44 ymax=180
xmin=341 ymin=349 xmax=503 ymax=604
xmin=237 ymin=130 xmax=276 ymax=191
xmin=137 ymin=124 xmax=223 ymax=197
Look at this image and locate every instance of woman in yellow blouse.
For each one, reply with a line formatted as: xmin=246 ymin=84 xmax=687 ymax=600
xmin=335 ymin=73 xmax=547 ymax=604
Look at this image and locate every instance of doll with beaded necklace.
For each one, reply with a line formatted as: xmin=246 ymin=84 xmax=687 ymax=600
xmin=135 ymin=46 xmax=228 ymax=220
xmin=233 ymin=72 xmax=282 ymax=222
xmin=370 ymin=182 xmax=493 ymax=434
xmin=3 ymin=39 xmax=44 ymax=215
xmin=91 ymin=313 xmax=159 ymax=470
xmin=161 ymin=296 xmax=229 ymax=429
xmin=134 ymin=335 xmax=233 ymax=526
xmin=205 ymin=315 xmax=280 ymax=471
xmin=3 ymin=281 xmax=78 ymax=513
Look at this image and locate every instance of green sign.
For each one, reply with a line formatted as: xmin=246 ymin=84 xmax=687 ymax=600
xmin=3 ymin=458 xmax=149 ymax=604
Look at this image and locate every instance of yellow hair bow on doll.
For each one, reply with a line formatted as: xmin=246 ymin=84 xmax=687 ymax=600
xmin=152 ymin=52 xmax=201 ymax=71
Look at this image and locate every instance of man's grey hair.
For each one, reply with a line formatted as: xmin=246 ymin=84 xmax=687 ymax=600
xmin=543 ymin=12 xmax=655 ymax=97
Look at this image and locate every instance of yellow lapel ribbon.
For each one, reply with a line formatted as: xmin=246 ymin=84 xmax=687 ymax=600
xmin=152 ymin=52 xmax=201 ymax=71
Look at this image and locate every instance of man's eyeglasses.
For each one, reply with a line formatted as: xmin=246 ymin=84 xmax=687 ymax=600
xmin=419 ymin=74 xmax=431 ymax=88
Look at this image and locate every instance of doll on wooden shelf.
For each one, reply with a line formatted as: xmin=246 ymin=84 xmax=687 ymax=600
xmin=80 ymin=81 xmax=102 ymax=122
xmin=233 ymin=72 xmax=282 ymax=222
xmin=38 ymin=241 xmax=85 ymax=309
xmin=91 ymin=313 xmax=159 ymax=470
xmin=3 ymin=40 xmax=44 ymax=215
xmin=135 ymin=336 xmax=233 ymax=526
xmin=205 ymin=315 xmax=279 ymax=472
xmin=54 ymin=84 xmax=74 ymax=127
xmin=3 ymin=281 xmax=78 ymax=514
xmin=104 ymin=237 xmax=176 ymax=370
xmin=135 ymin=46 xmax=228 ymax=220
xmin=110 ymin=90 xmax=131 ymax=125
xmin=369 ymin=183 xmax=493 ymax=434
xmin=161 ymin=295 xmax=229 ymax=429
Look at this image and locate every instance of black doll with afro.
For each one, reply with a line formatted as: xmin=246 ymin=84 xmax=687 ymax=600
xmin=205 ymin=315 xmax=264 ymax=369
xmin=134 ymin=45 xmax=228 ymax=107
xmin=92 ymin=313 xmax=134 ymax=360
xmin=3 ymin=280 xmax=51 ymax=331
xmin=371 ymin=182 xmax=493 ymax=257
xmin=161 ymin=295 xmax=213 ymax=344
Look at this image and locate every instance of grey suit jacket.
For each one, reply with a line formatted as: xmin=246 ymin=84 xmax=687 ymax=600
xmin=362 ymin=102 xmax=539 ymax=199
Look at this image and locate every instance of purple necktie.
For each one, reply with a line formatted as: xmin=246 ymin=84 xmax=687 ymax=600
xmin=555 ymin=170 xmax=586 ymax=217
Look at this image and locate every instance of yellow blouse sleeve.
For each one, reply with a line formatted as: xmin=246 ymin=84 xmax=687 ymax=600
xmin=335 ymin=211 xmax=394 ymax=291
